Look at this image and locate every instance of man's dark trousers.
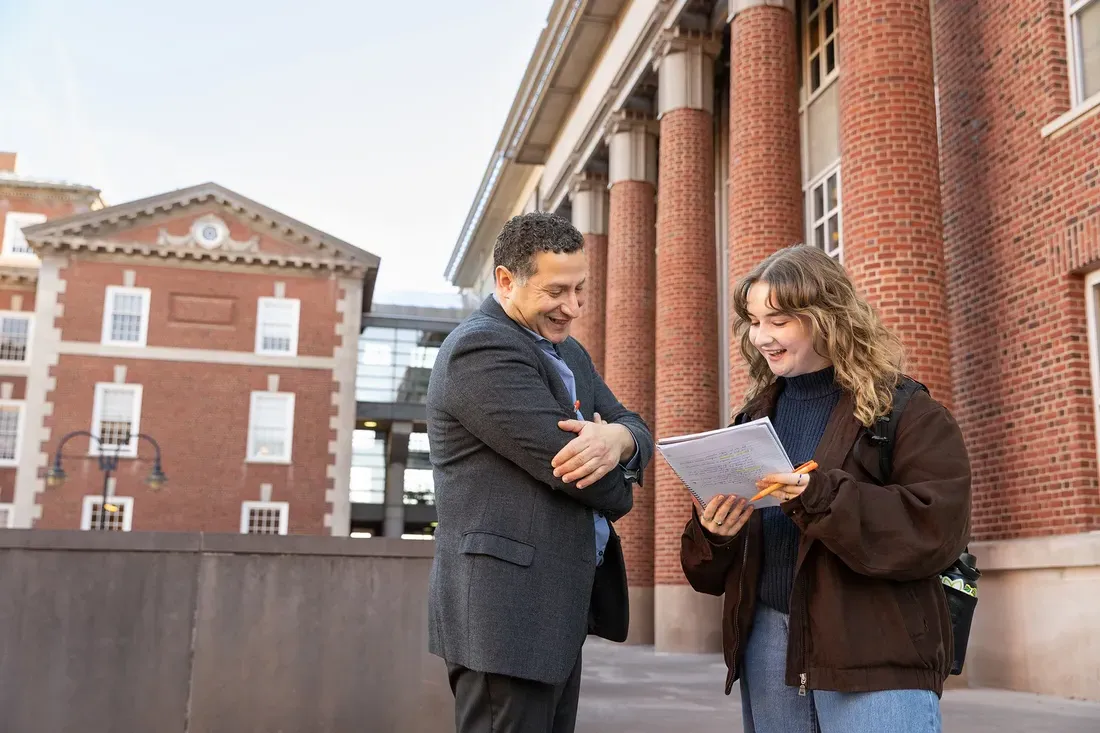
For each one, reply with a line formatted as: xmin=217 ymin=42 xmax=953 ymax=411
xmin=447 ymin=649 xmax=582 ymax=733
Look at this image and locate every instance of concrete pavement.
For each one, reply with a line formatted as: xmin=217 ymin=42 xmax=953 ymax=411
xmin=575 ymin=639 xmax=1100 ymax=732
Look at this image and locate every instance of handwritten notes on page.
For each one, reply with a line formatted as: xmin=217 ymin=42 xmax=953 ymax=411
xmin=656 ymin=417 xmax=793 ymax=508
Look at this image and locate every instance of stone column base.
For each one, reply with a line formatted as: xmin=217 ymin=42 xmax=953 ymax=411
xmin=654 ymin=584 xmax=724 ymax=653
xmin=624 ymin=585 xmax=654 ymax=645
xmin=962 ymin=534 xmax=1100 ymax=702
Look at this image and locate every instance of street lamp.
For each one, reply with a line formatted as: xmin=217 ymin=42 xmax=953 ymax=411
xmin=46 ymin=431 xmax=167 ymax=530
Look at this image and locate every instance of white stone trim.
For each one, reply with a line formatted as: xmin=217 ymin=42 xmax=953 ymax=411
xmin=541 ymin=0 xmax=690 ymax=213
xmin=325 ymin=276 xmax=363 ymax=536
xmin=607 ymin=112 xmax=659 ymax=186
xmin=55 ymin=341 xmax=337 ymax=370
xmin=653 ymin=28 xmax=721 ymax=117
xmin=12 ymin=255 xmax=67 ymax=528
xmin=970 ymin=532 xmax=1100 ymax=571
xmin=728 ymin=0 xmax=795 ymax=21
xmin=569 ymin=173 xmax=609 ymax=236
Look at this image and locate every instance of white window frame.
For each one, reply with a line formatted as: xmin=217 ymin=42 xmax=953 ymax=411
xmin=0 ymin=503 xmax=14 ymax=528
xmin=0 ymin=400 xmax=24 ymax=467
xmin=80 ymin=495 xmax=134 ymax=531
xmin=240 ymin=501 xmax=290 ymax=535
xmin=89 ymin=383 xmax=143 ymax=458
xmin=805 ymin=163 xmax=843 ymax=262
xmin=254 ymin=297 xmax=301 ymax=356
xmin=1084 ymin=269 xmax=1100 ymax=474
xmin=101 ymin=285 xmax=151 ymax=347
xmin=246 ymin=391 xmax=295 ymax=464
xmin=803 ymin=0 xmax=840 ymax=106
xmin=1066 ymin=0 xmax=1100 ymax=108
xmin=0 ymin=311 xmax=33 ymax=363
xmin=2 ymin=211 xmax=46 ymax=258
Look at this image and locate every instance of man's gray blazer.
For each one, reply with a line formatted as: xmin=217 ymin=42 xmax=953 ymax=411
xmin=426 ymin=296 xmax=653 ymax=685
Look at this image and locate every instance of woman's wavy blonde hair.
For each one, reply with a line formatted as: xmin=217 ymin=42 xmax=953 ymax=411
xmin=732 ymin=245 xmax=904 ymax=427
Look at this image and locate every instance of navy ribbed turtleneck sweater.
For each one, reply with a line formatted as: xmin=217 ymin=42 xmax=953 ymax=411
xmin=758 ymin=365 xmax=842 ymax=614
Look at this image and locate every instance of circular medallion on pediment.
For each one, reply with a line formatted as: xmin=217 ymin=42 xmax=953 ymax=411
xmin=191 ymin=216 xmax=229 ymax=249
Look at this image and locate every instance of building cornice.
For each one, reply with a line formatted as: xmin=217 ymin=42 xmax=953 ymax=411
xmin=445 ymin=0 xmax=586 ymax=285
xmin=21 ymin=182 xmax=379 ymax=272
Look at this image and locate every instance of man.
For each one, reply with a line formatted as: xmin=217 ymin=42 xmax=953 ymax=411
xmin=427 ymin=212 xmax=653 ymax=733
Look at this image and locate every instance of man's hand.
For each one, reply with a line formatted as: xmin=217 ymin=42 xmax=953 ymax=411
xmin=552 ymin=413 xmax=635 ymax=489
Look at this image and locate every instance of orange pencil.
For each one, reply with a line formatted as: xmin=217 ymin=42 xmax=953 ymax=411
xmin=750 ymin=460 xmax=818 ymax=502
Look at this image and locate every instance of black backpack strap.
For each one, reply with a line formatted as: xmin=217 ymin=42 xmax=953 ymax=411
xmin=867 ymin=376 xmax=928 ymax=484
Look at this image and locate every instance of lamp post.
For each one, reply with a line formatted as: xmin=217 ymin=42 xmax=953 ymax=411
xmin=45 ymin=431 xmax=167 ymax=530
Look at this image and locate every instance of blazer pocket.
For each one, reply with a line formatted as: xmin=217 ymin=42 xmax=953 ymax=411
xmin=460 ymin=531 xmax=536 ymax=567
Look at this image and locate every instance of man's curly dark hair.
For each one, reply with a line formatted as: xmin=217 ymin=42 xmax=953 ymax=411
xmin=493 ymin=212 xmax=584 ymax=282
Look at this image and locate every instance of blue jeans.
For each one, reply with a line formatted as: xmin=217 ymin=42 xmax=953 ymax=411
xmin=740 ymin=604 xmax=942 ymax=733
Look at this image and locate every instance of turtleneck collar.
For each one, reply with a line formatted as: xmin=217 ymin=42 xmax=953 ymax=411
xmin=779 ymin=365 xmax=839 ymax=401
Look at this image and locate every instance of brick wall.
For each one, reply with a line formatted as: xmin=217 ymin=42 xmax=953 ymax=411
xmin=571 ymin=233 xmax=607 ymax=374
xmin=936 ymin=0 xmax=1100 ymax=539
xmin=727 ymin=5 xmax=804 ymax=409
xmin=655 ymin=107 xmax=718 ymax=585
xmin=36 ymin=356 xmax=335 ymax=534
xmin=56 ymin=258 xmax=339 ymax=356
xmin=605 ymin=180 xmax=656 ymax=588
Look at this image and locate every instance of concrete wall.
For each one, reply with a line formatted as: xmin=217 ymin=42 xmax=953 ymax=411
xmin=0 ymin=531 xmax=453 ymax=733
xmin=962 ymin=533 xmax=1100 ymax=702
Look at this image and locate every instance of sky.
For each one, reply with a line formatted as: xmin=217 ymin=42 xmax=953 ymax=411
xmin=0 ymin=0 xmax=553 ymax=305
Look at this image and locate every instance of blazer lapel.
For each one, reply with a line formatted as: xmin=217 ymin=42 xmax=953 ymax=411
xmin=560 ymin=342 xmax=593 ymax=419
xmin=480 ymin=296 xmax=577 ymax=414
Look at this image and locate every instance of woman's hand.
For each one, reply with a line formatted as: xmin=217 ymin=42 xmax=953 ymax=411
xmin=695 ymin=494 xmax=754 ymax=538
xmin=755 ymin=471 xmax=814 ymax=503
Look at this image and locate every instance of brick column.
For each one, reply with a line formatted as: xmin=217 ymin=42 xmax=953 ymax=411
xmin=728 ymin=0 xmax=803 ymax=407
xmin=838 ymin=0 xmax=952 ymax=405
xmin=569 ymin=172 xmax=609 ymax=374
xmin=652 ymin=28 xmax=724 ymax=653
xmin=604 ymin=110 xmax=657 ymax=645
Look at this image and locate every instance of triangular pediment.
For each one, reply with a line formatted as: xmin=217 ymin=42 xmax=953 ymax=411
xmin=20 ymin=182 xmax=379 ymax=276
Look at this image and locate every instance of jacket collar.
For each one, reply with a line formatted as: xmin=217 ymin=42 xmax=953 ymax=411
xmin=743 ymin=379 xmax=863 ymax=473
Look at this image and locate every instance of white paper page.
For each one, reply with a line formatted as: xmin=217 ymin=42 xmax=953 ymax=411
xmin=657 ymin=418 xmax=793 ymax=508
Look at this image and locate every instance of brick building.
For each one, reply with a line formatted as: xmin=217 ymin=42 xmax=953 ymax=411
xmin=1 ymin=161 xmax=380 ymax=537
xmin=445 ymin=0 xmax=1100 ymax=700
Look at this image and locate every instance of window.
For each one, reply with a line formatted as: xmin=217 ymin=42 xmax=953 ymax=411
xmin=101 ymin=286 xmax=151 ymax=347
xmin=1069 ymin=0 xmax=1100 ymax=106
xmin=247 ymin=392 xmax=295 ymax=462
xmin=0 ymin=313 xmax=31 ymax=362
xmin=90 ymin=384 xmax=143 ymax=457
xmin=2 ymin=212 xmax=46 ymax=257
xmin=255 ymin=297 xmax=301 ymax=356
xmin=81 ymin=496 xmax=134 ymax=531
xmin=0 ymin=401 xmax=23 ymax=466
xmin=0 ymin=503 xmax=13 ymax=528
xmin=240 ymin=501 xmax=289 ymax=535
xmin=808 ymin=165 xmax=842 ymax=261
xmin=805 ymin=0 xmax=838 ymax=97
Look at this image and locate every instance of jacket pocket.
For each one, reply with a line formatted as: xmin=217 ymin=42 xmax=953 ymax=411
xmin=460 ymin=531 xmax=536 ymax=567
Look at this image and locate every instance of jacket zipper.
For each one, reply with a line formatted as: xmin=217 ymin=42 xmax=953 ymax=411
xmin=731 ymin=530 xmax=750 ymax=660
xmin=798 ymin=672 xmax=807 ymax=696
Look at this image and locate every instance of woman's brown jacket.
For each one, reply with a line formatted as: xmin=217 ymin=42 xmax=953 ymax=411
xmin=680 ymin=383 xmax=971 ymax=697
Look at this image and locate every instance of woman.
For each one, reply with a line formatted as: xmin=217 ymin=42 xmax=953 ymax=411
xmin=681 ymin=245 xmax=971 ymax=733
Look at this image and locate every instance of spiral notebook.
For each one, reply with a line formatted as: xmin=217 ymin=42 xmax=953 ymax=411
xmin=656 ymin=417 xmax=794 ymax=508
